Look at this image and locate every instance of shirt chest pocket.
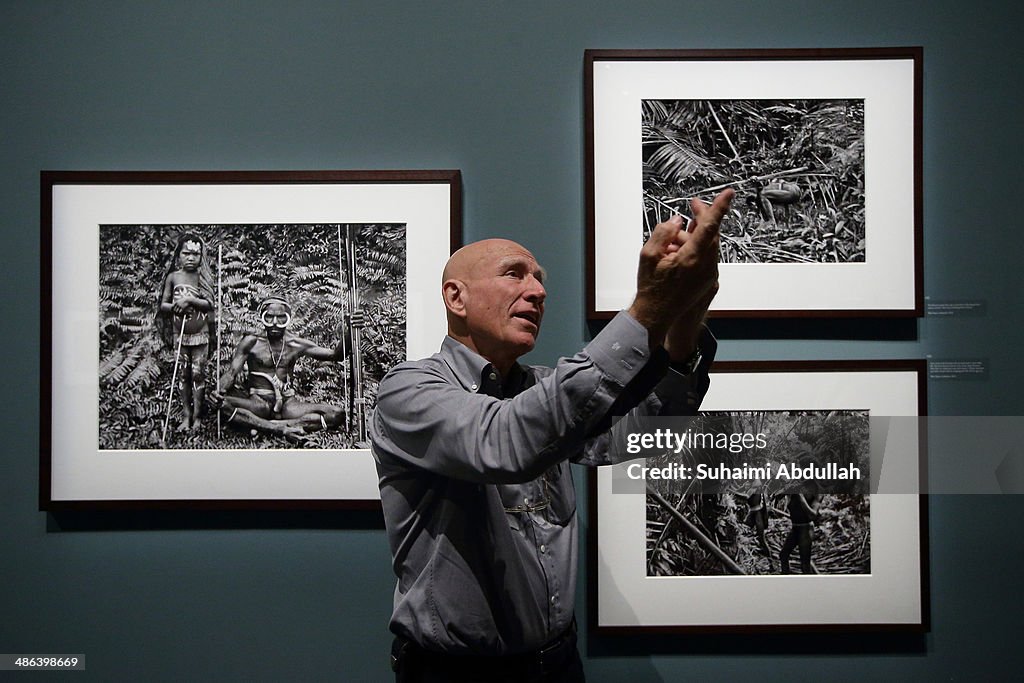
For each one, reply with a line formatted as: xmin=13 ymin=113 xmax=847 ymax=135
xmin=496 ymin=465 xmax=576 ymax=530
xmin=544 ymin=463 xmax=576 ymax=527
xmin=497 ymin=483 xmax=541 ymax=531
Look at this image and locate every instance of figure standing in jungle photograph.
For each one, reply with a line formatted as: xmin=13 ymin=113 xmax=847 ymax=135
xmin=212 ymin=295 xmax=359 ymax=442
xmin=780 ymin=470 xmax=821 ymax=575
xmin=159 ymin=234 xmax=214 ymax=431
xmin=744 ymin=479 xmax=775 ymax=572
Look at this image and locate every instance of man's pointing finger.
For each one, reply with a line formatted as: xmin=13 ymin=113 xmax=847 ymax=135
xmin=687 ymin=188 xmax=735 ymax=250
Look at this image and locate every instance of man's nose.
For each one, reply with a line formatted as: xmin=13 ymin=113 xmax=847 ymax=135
xmin=524 ymin=275 xmax=546 ymax=304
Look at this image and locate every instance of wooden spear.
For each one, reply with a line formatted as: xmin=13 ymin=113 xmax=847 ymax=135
xmin=346 ymin=225 xmax=365 ymax=442
xmin=161 ymin=317 xmax=188 ymax=445
xmin=216 ymin=244 xmax=223 ymax=440
xmin=337 ymin=226 xmax=350 ymax=433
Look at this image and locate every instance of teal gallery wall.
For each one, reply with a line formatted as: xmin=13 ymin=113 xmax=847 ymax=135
xmin=2 ymin=1 xmax=1022 ymax=681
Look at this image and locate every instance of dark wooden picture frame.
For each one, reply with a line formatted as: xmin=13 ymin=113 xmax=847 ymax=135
xmin=585 ymin=48 xmax=923 ymax=319
xmin=587 ymin=359 xmax=928 ymax=633
xmin=41 ymin=170 xmax=462 ymax=511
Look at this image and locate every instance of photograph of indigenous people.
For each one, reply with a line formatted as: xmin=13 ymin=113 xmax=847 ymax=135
xmin=97 ymin=222 xmax=406 ymax=450
xmin=645 ymin=410 xmax=871 ymax=577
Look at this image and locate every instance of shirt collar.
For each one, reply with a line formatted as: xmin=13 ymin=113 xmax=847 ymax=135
xmin=439 ymin=336 xmax=525 ymax=395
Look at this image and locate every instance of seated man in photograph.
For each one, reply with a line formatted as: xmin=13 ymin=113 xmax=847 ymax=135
xmin=372 ymin=189 xmax=733 ymax=682
xmin=213 ymin=295 xmax=354 ymax=441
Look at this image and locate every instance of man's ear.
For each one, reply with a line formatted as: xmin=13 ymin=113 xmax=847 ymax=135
xmin=443 ymin=279 xmax=468 ymax=318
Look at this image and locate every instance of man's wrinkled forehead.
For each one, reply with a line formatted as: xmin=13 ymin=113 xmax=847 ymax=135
xmin=442 ymin=239 xmax=549 ymax=292
xmin=493 ymin=252 xmax=546 ymax=283
xmin=452 ymin=239 xmax=537 ymax=273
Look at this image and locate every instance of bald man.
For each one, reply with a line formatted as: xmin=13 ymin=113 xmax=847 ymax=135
xmin=372 ymin=190 xmax=733 ymax=682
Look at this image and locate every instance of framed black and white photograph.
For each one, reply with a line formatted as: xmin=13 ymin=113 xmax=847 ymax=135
xmin=644 ymin=409 xmax=872 ymax=579
xmin=585 ymin=48 xmax=922 ymax=318
xmin=42 ymin=170 xmax=461 ymax=510
xmin=588 ymin=360 xmax=928 ymax=632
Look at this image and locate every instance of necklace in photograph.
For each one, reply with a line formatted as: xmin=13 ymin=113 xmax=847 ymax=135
xmin=269 ymin=340 xmax=286 ymax=367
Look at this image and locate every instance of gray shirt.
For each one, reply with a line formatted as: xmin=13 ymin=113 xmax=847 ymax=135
xmin=370 ymin=311 xmax=714 ymax=655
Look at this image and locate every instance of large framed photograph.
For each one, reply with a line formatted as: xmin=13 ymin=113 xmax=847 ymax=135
xmin=588 ymin=360 xmax=927 ymax=632
xmin=585 ymin=48 xmax=922 ymax=318
xmin=42 ymin=170 xmax=461 ymax=510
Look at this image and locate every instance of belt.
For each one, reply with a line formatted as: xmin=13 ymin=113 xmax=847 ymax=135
xmin=391 ymin=619 xmax=578 ymax=681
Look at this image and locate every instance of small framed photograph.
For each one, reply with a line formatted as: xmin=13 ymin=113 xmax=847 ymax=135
xmin=588 ymin=360 xmax=928 ymax=632
xmin=585 ymin=48 xmax=922 ymax=318
xmin=42 ymin=170 xmax=461 ymax=510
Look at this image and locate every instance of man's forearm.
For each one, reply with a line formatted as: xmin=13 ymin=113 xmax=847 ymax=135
xmin=574 ymin=324 xmax=716 ymax=467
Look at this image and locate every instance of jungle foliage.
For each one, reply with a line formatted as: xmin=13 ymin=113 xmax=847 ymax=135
xmin=645 ymin=410 xmax=871 ymax=576
xmin=642 ymin=98 xmax=866 ymax=263
xmin=647 ymin=493 xmax=871 ymax=576
xmin=97 ymin=223 xmax=406 ymax=451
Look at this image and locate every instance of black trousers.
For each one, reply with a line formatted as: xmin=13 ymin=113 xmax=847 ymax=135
xmin=391 ymin=627 xmax=585 ymax=683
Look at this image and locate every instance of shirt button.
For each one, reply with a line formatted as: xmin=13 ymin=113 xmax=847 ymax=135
xmin=539 ymin=545 xmax=547 ymax=554
xmin=489 ymin=372 xmax=497 ymax=381
xmin=550 ymin=595 xmax=558 ymax=605
xmin=523 ymin=498 xmax=530 ymax=506
xmin=471 ymin=384 xmax=478 ymax=391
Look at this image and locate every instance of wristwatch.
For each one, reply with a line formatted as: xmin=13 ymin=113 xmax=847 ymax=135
xmin=670 ymin=346 xmax=703 ymax=376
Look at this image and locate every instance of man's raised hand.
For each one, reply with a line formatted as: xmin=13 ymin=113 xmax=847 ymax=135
xmin=628 ymin=189 xmax=734 ymax=349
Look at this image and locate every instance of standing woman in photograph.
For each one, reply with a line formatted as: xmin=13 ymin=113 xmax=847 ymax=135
xmin=159 ymin=233 xmax=214 ymax=432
